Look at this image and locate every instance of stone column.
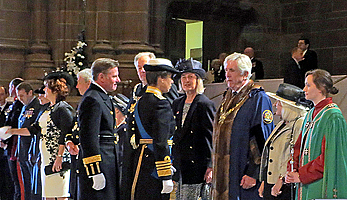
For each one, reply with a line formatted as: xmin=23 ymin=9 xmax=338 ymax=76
xmin=24 ymin=0 xmax=54 ymax=80
xmin=92 ymin=0 xmax=115 ymax=60
xmin=0 ymin=0 xmax=29 ymax=84
xmin=113 ymin=0 xmax=155 ymax=84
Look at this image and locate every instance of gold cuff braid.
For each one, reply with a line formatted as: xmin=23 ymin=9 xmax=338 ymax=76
xmin=82 ymin=155 xmax=102 ymax=165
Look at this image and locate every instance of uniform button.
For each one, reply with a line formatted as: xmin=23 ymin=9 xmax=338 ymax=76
xmin=268 ymin=172 xmax=272 ymax=175
xmin=191 ymin=160 xmax=194 ymax=163
xmin=269 ymin=159 xmax=273 ymax=163
xmin=270 ymin=146 xmax=274 ymax=150
xmin=191 ymin=131 xmax=193 ymax=133
xmin=175 ymin=126 xmax=177 ymax=130
xmin=190 ymin=146 xmax=193 ymax=149
xmin=172 ymin=143 xmax=175 ymax=145
xmin=145 ymin=154 xmax=149 ymax=157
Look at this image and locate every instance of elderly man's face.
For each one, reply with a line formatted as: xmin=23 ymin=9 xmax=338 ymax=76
xmin=137 ymin=55 xmax=150 ymax=84
xmin=244 ymin=48 xmax=254 ymax=58
xmin=225 ymin=60 xmax=248 ymax=91
xmin=76 ymin=76 xmax=91 ymax=95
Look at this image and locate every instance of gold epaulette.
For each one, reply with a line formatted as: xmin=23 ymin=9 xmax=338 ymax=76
xmin=146 ymin=86 xmax=166 ymax=100
xmin=155 ymin=156 xmax=171 ymax=177
xmin=82 ymin=155 xmax=102 ymax=176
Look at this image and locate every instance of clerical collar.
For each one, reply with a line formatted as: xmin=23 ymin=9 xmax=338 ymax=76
xmin=92 ymin=81 xmax=107 ymax=94
xmin=232 ymin=80 xmax=249 ymax=94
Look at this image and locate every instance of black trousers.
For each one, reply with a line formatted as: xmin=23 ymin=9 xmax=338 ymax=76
xmin=0 ymin=151 xmax=14 ymax=200
xmin=77 ymin=141 xmax=119 ymax=200
xmin=20 ymin=161 xmax=32 ymax=200
xmin=8 ymin=158 xmax=21 ymax=200
xmin=70 ymin=155 xmax=78 ymax=200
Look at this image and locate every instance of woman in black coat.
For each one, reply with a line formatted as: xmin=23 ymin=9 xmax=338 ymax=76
xmin=172 ymin=58 xmax=216 ymax=200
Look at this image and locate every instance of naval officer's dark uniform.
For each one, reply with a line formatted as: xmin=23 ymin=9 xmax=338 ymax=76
xmin=17 ymin=97 xmax=42 ymax=200
xmin=77 ymin=83 xmax=119 ymax=200
xmin=127 ymin=86 xmax=175 ymax=200
xmin=65 ymin=114 xmax=80 ymax=200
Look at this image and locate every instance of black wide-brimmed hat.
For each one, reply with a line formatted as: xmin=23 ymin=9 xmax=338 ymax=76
xmin=111 ymin=93 xmax=130 ymax=115
xmin=144 ymin=58 xmax=179 ymax=74
xmin=175 ymin=58 xmax=206 ymax=79
xmin=266 ymin=83 xmax=313 ymax=110
xmin=43 ymin=71 xmax=75 ymax=87
xmin=34 ymin=85 xmax=45 ymax=94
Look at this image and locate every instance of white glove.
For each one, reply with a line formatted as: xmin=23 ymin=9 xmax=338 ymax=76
xmin=89 ymin=173 xmax=106 ymax=190
xmin=161 ymin=179 xmax=173 ymax=194
xmin=171 ymin=165 xmax=176 ymax=175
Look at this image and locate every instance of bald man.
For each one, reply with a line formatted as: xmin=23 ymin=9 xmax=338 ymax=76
xmin=244 ymin=47 xmax=264 ymax=79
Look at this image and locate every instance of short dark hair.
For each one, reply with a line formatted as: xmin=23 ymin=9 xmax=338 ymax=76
xmin=10 ymin=78 xmax=24 ymax=88
xmin=146 ymin=71 xmax=172 ymax=86
xmin=299 ymin=38 xmax=310 ymax=46
xmin=91 ymin=58 xmax=119 ymax=81
xmin=16 ymin=82 xmax=33 ymax=93
xmin=305 ymin=69 xmax=338 ymax=96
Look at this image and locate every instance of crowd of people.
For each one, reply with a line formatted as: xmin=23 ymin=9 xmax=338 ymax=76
xmin=0 ymin=37 xmax=347 ymax=200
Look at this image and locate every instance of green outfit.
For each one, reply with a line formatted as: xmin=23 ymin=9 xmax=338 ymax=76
xmin=298 ymin=101 xmax=347 ymax=199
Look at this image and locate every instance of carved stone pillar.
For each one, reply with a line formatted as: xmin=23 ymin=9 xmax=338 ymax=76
xmin=24 ymin=0 xmax=54 ymax=80
xmin=0 ymin=0 xmax=29 ymax=83
xmin=113 ymin=0 xmax=156 ymax=88
xmin=92 ymin=0 xmax=115 ymax=60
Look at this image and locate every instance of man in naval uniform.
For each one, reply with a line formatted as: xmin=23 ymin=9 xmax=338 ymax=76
xmin=127 ymin=58 xmax=178 ymax=200
xmin=16 ymin=82 xmax=42 ymax=200
xmin=77 ymin=58 xmax=121 ymax=200
xmin=212 ymin=52 xmax=274 ymax=200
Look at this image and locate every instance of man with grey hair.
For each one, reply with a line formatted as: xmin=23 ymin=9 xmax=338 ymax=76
xmin=76 ymin=68 xmax=93 ymax=96
xmin=131 ymin=52 xmax=179 ymax=105
xmin=244 ymin=47 xmax=264 ymax=79
xmin=212 ymin=52 xmax=274 ymax=200
xmin=66 ymin=68 xmax=92 ymax=199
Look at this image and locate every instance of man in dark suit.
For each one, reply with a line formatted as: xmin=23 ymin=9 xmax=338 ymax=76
xmin=298 ymin=38 xmax=318 ymax=72
xmin=244 ymin=47 xmax=264 ymax=79
xmin=284 ymin=47 xmax=305 ymax=89
xmin=127 ymin=58 xmax=178 ymax=200
xmin=0 ymin=86 xmax=14 ymax=200
xmin=16 ymin=82 xmax=42 ymax=200
xmin=78 ymin=58 xmax=121 ymax=200
xmin=4 ymin=78 xmax=24 ymax=200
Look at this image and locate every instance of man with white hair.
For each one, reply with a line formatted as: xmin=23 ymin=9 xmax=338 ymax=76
xmin=76 ymin=68 xmax=93 ymax=96
xmin=131 ymin=52 xmax=179 ymax=105
xmin=212 ymin=52 xmax=274 ymax=200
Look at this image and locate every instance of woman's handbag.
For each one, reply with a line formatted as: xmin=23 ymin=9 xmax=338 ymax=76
xmin=44 ymin=161 xmax=70 ymax=176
